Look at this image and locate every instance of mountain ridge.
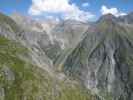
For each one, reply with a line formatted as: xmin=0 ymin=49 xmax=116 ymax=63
xmin=0 ymin=11 xmax=133 ymax=100
xmin=0 ymin=12 xmax=99 ymax=100
xmin=62 ymin=13 xmax=133 ymax=100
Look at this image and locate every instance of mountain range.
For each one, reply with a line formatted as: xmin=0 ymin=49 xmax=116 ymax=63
xmin=0 ymin=12 xmax=133 ymax=100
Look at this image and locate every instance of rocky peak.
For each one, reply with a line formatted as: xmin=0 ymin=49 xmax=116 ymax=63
xmin=98 ymin=14 xmax=117 ymax=23
xmin=11 ymin=12 xmax=44 ymax=32
xmin=119 ymin=12 xmax=133 ymax=24
xmin=62 ymin=14 xmax=133 ymax=100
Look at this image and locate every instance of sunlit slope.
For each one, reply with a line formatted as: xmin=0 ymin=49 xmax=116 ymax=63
xmin=0 ymin=12 xmax=97 ymax=100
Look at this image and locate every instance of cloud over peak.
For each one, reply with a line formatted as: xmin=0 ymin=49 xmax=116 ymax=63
xmin=28 ymin=0 xmax=94 ymax=22
xmin=101 ymin=5 xmax=127 ymax=17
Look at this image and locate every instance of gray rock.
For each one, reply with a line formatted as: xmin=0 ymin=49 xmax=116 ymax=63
xmin=0 ymin=87 xmax=5 ymax=100
xmin=1 ymin=66 xmax=15 ymax=82
xmin=63 ymin=17 xmax=133 ymax=100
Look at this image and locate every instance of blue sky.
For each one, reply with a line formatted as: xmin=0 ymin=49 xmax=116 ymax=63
xmin=0 ymin=0 xmax=133 ymax=21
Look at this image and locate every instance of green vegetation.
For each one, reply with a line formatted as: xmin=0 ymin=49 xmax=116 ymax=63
xmin=0 ymin=12 xmax=98 ymax=100
xmin=0 ymin=36 xmax=97 ymax=100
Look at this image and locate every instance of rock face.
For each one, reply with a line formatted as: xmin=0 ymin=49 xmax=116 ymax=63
xmin=118 ymin=12 xmax=133 ymax=24
xmin=1 ymin=11 xmax=133 ymax=100
xmin=51 ymin=20 xmax=89 ymax=49
xmin=0 ymin=87 xmax=5 ymax=100
xmin=0 ymin=13 xmax=97 ymax=100
xmin=8 ymin=15 xmax=90 ymax=75
xmin=1 ymin=66 xmax=15 ymax=82
xmin=63 ymin=15 xmax=133 ymax=100
xmin=11 ymin=12 xmax=44 ymax=32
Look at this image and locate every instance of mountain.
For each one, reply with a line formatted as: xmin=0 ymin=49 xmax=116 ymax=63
xmin=10 ymin=13 xmax=89 ymax=64
xmin=11 ymin=12 xmax=59 ymax=33
xmin=62 ymin=14 xmax=133 ymax=100
xmin=118 ymin=12 xmax=133 ymax=24
xmin=51 ymin=20 xmax=89 ymax=49
xmin=0 ymin=35 xmax=96 ymax=100
xmin=1 ymin=11 xmax=133 ymax=100
xmin=0 ymin=12 xmax=98 ymax=100
xmin=11 ymin=12 xmax=44 ymax=32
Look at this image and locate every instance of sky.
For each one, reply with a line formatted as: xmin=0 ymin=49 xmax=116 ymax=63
xmin=0 ymin=0 xmax=133 ymax=22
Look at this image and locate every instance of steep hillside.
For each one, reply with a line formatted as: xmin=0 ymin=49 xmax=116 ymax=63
xmin=51 ymin=20 xmax=89 ymax=49
xmin=118 ymin=12 xmax=133 ymax=24
xmin=63 ymin=14 xmax=133 ymax=100
xmin=0 ymin=12 xmax=99 ymax=100
xmin=0 ymin=13 xmax=20 ymax=33
xmin=0 ymin=35 xmax=98 ymax=100
xmin=1 ymin=11 xmax=133 ymax=100
xmin=11 ymin=14 xmax=89 ymax=67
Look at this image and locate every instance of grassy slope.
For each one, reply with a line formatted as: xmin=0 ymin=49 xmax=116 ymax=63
xmin=0 ymin=36 xmax=97 ymax=100
xmin=0 ymin=12 xmax=98 ymax=100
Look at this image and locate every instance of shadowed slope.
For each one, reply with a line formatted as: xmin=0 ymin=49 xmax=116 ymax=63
xmin=63 ymin=14 xmax=133 ymax=100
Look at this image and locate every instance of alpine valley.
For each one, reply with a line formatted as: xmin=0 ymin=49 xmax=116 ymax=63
xmin=0 ymin=12 xmax=133 ymax=100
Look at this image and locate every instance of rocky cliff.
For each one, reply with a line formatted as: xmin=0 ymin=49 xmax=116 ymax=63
xmin=63 ymin=14 xmax=133 ymax=100
xmin=0 ymin=11 xmax=133 ymax=100
xmin=0 ymin=12 xmax=97 ymax=100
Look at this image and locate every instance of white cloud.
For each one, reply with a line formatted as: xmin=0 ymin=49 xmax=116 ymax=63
xmin=63 ymin=4 xmax=94 ymax=21
xmin=45 ymin=15 xmax=60 ymax=22
xmin=101 ymin=5 xmax=127 ymax=17
xmin=82 ymin=3 xmax=89 ymax=7
xmin=28 ymin=0 xmax=94 ymax=22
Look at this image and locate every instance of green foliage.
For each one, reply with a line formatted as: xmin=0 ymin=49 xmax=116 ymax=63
xmin=0 ymin=12 xmax=99 ymax=100
xmin=0 ymin=36 xmax=96 ymax=100
xmin=54 ymin=84 xmax=96 ymax=100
